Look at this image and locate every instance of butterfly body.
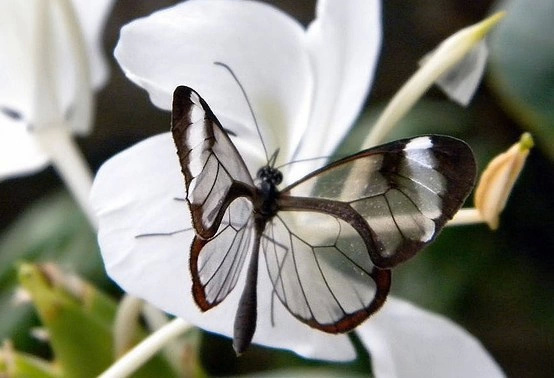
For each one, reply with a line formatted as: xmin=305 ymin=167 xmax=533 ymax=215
xmin=232 ymin=166 xmax=284 ymax=354
xmin=171 ymin=86 xmax=476 ymax=355
xmin=255 ymin=166 xmax=282 ymax=218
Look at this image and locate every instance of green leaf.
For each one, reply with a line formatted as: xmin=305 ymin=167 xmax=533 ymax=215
xmin=0 ymin=191 xmax=107 ymax=349
xmin=489 ymin=0 xmax=554 ymax=159
xmin=17 ymin=263 xmax=178 ymax=378
xmin=0 ymin=191 xmax=104 ymax=288
xmin=0 ymin=343 xmax=59 ymax=378
xmin=18 ymin=263 xmax=114 ymax=378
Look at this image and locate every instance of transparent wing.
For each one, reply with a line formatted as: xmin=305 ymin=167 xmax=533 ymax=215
xmin=282 ymin=135 xmax=476 ymax=268
xmin=191 ymin=197 xmax=254 ymax=311
xmin=172 ymin=86 xmax=254 ymax=239
xmin=262 ymin=208 xmax=391 ymax=332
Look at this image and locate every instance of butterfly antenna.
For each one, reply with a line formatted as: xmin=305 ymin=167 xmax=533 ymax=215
xmin=214 ymin=61 xmax=269 ymax=162
xmin=268 ymin=149 xmax=280 ymax=168
xmin=275 ymin=155 xmax=335 ymax=170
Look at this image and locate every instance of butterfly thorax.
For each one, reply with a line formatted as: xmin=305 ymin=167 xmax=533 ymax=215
xmin=255 ymin=165 xmax=283 ymax=218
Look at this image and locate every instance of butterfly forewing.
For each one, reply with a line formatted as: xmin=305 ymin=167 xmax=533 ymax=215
xmin=172 ymin=86 xmax=254 ymax=239
xmin=281 ymin=136 xmax=476 ymax=268
xmin=262 ymin=210 xmax=391 ymax=332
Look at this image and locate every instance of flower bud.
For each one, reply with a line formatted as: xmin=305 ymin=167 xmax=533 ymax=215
xmin=475 ymin=133 xmax=533 ymax=229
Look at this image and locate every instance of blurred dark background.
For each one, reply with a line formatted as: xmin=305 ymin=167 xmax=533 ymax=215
xmin=1 ymin=1 xmax=552 ymax=376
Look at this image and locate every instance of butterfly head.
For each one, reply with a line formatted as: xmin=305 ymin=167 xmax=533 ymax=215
xmin=257 ymin=166 xmax=283 ymax=187
xmin=256 ymin=165 xmax=282 ymax=217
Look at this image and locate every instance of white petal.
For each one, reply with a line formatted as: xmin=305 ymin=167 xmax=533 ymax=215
xmin=0 ymin=0 xmax=41 ymax=122
xmin=59 ymin=0 xmax=115 ymax=135
xmin=434 ymin=41 xmax=488 ymax=106
xmin=357 ymin=297 xmax=504 ymax=378
xmin=92 ymin=134 xmax=193 ymax=315
xmin=71 ymin=0 xmax=115 ymax=89
xmin=296 ymin=0 xmax=381 ymax=163
xmin=0 ymin=115 xmax=49 ymax=180
xmin=114 ymin=0 xmax=313 ymax=164
xmin=0 ymin=0 xmax=111 ymax=134
xmin=91 ymin=133 xmax=354 ymax=360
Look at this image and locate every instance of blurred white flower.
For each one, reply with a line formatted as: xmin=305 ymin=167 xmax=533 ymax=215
xmin=0 ymin=0 xmax=114 ymax=227
xmin=0 ymin=0 xmax=113 ymax=179
xmin=92 ymin=1 xmax=503 ymax=376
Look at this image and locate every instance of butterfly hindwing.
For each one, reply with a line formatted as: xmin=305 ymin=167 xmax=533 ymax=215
xmin=172 ymin=86 xmax=254 ymax=239
xmin=190 ymin=197 xmax=254 ymax=310
xmin=281 ymin=136 xmax=476 ymax=268
xmin=262 ymin=207 xmax=391 ymax=332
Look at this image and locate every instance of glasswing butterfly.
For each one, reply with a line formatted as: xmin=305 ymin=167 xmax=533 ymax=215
xmin=171 ymin=85 xmax=476 ymax=355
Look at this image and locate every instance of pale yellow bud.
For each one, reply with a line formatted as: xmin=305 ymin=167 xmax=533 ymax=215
xmin=475 ymin=133 xmax=533 ymax=229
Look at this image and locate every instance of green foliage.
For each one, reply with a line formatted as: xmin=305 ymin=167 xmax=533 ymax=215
xmin=0 ymin=191 xmax=105 ymax=351
xmin=0 ymin=192 xmax=177 ymax=377
xmin=489 ymin=0 xmax=554 ymax=159
xmin=18 ymin=263 xmax=115 ymax=377
xmin=0 ymin=345 xmax=59 ymax=378
xmin=13 ymin=263 xmax=176 ymax=378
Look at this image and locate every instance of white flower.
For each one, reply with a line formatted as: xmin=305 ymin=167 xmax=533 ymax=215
xmin=92 ymin=0 xmax=503 ymax=376
xmin=0 ymin=0 xmax=114 ymax=179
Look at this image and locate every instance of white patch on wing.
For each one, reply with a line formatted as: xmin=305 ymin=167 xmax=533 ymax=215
xmin=401 ymin=137 xmax=446 ymax=212
xmin=188 ymin=91 xmax=206 ymax=125
xmin=189 ymin=105 xmax=205 ymax=125
xmin=405 ymin=136 xmax=433 ymax=150
xmin=404 ymin=137 xmax=436 ymax=169
xmin=186 ymin=119 xmax=209 ymax=151
xmin=186 ymin=137 xmax=210 ymax=176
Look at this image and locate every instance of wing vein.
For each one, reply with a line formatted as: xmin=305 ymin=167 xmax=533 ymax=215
xmin=203 ymin=217 xmax=250 ymax=293
xmin=334 ymin=245 xmax=373 ymax=276
xmin=397 ymin=186 xmax=435 ymax=222
xmin=278 ymin=215 xmax=316 ymax=320
xmin=200 ymin=154 xmax=220 ymax=206
xmin=384 ymin=191 xmax=408 ymax=241
xmin=312 ymin=246 xmax=349 ymax=317
xmin=392 ymin=172 xmax=444 ymax=198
